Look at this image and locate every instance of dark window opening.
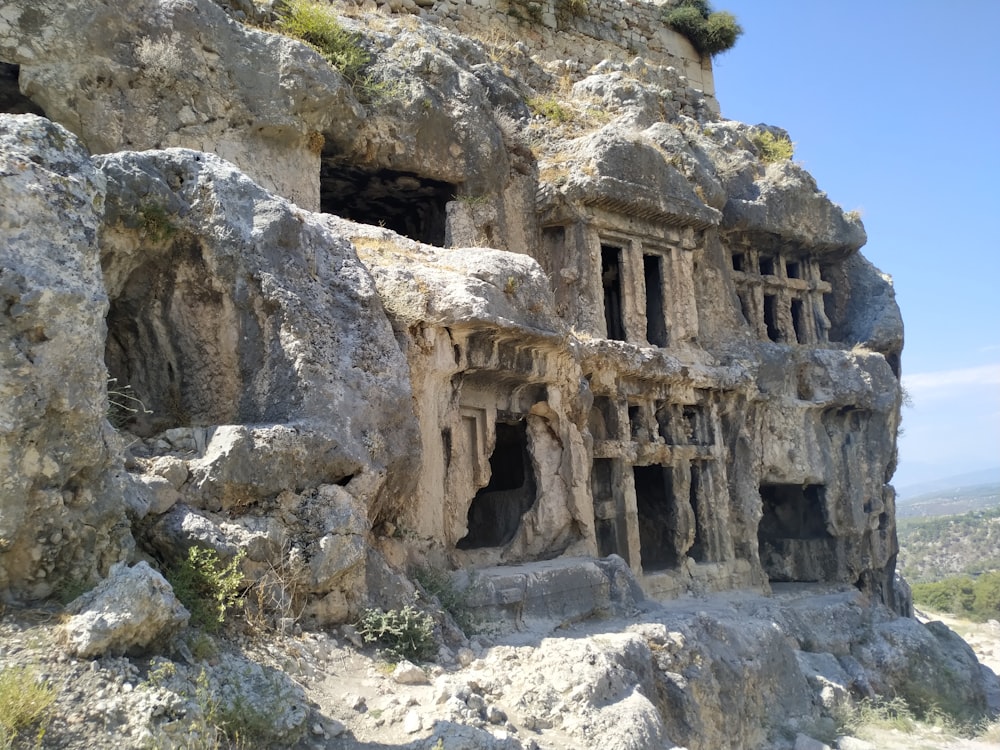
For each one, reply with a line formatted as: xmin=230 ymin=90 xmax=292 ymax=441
xmin=785 ymin=260 xmax=801 ymax=279
xmin=458 ymin=421 xmax=536 ymax=549
xmin=635 ymin=465 xmax=680 ymax=570
xmin=763 ymin=294 xmax=781 ymax=342
xmin=688 ymin=465 xmax=707 ymax=562
xmin=682 ymin=405 xmax=700 ymax=445
xmin=0 ymin=63 xmax=45 ymax=116
xmin=601 ymin=244 xmax=626 ymax=341
xmin=790 ymin=298 xmax=806 ymax=344
xmin=628 ymin=403 xmax=644 ymax=441
xmin=589 ymin=396 xmax=619 ymax=440
xmin=592 ymin=459 xmax=629 ymax=563
xmin=442 ymin=428 xmax=452 ymax=470
xmin=731 ymin=252 xmax=745 ymax=272
xmin=319 ymin=161 xmax=455 ymax=246
xmin=655 ymin=402 xmax=673 ymax=445
xmin=643 ymin=254 xmax=668 ymax=347
xmin=759 ymin=256 xmax=775 ymax=276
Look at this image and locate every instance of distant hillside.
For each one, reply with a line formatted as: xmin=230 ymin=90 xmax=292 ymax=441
xmin=896 ymin=481 xmax=1000 ymax=519
xmin=898 ymin=504 xmax=1000 ymax=582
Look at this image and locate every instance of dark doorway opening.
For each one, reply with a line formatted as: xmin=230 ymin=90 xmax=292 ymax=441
xmin=0 ymin=63 xmax=45 ymax=115
xmin=592 ymin=458 xmax=629 ymax=563
xmin=319 ymin=161 xmax=455 ymax=246
xmin=688 ymin=464 xmax=707 ymax=562
xmin=763 ymin=294 xmax=781 ymax=342
xmin=759 ymin=256 xmax=775 ymax=276
xmin=458 ymin=421 xmax=536 ymax=549
xmin=731 ymin=252 xmax=745 ymax=272
xmin=785 ymin=260 xmax=801 ymax=279
xmin=643 ymin=254 xmax=668 ymax=347
xmin=790 ymin=298 xmax=806 ymax=344
xmin=634 ymin=464 xmax=679 ymax=570
xmin=601 ymin=244 xmax=626 ymax=341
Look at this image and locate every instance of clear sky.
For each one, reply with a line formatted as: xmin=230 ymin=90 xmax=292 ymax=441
xmin=710 ymin=0 xmax=1000 ymax=491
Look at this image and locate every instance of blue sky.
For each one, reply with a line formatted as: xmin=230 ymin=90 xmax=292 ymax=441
xmin=710 ymin=0 xmax=1000 ymax=491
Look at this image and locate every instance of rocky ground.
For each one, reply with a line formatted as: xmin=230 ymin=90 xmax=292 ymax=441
xmin=2 ymin=586 xmax=998 ymax=750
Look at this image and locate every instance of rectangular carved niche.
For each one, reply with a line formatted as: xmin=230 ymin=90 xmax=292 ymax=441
xmin=757 ymin=483 xmax=833 ymax=582
xmin=592 ymin=458 xmax=630 ymax=564
xmin=601 ymin=244 xmax=626 ymax=341
xmin=643 ymin=253 xmax=668 ymax=347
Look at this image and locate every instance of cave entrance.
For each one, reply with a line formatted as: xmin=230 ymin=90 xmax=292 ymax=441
xmin=601 ymin=244 xmax=626 ymax=341
xmin=634 ymin=464 xmax=679 ymax=570
xmin=757 ymin=483 xmax=832 ymax=581
xmin=458 ymin=420 xmax=536 ymax=549
xmin=319 ymin=162 xmax=455 ymax=246
xmin=0 ymin=63 xmax=44 ymax=115
xmin=643 ymin=253 xmax=668 ymax=347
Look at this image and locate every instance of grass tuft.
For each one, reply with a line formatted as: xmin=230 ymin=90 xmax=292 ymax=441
xmin=0 ymin=666 xmax=56 ymax=749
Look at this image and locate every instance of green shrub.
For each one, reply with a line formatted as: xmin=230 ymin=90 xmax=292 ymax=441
xmin=912 ymin=571 xmax=1000 ymax=621
xmin=663 ymin=0 xmax=742 ymax=56
xmin=527 ymin=97 xmax=572 ymax=124
xmin=0 ymin=666 xmax=56 ymax=749
xmin=751 ymin=130 xmax=794 ymax=163
xmin=413 ymin=566 xmax=481 ymax=635
xmin=167 ymin=547 xmax=246 ymax=633
xmin=356 ymin=605 xmax=436 ymax=662
xmin=276 ymin=0 xmax=370 ymax=87
xmin=138 ymin=203 xmax=177 ymax=243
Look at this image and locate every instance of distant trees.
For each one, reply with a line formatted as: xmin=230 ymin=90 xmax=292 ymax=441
xmin=911 ymin=571 xmax=1000 ymax=622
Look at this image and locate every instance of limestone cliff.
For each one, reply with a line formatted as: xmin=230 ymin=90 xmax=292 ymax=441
xmin=0 ymin=1 xmax=983 ymax=749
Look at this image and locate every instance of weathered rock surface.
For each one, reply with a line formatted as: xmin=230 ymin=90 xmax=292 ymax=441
xmin=0 ymin=0 xmax=360 ymax=209
xmin=0 ymin=114 xmax=133 ymax=601
xmin=97 ymin=147 xmax=420 ymax=525
xmin=0 ymin=1 xmax=976 ymax=749
xmin=61 ymin=561 xmax=188 ymax=657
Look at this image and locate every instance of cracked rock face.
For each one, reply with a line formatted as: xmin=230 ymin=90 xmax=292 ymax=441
xmin=0 ymin=115 xmax=132 ymax=601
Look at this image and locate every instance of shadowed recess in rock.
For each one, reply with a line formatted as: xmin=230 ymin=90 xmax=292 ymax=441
xmin=458 ymin=419 xmax=536 ymax=549
xmin=320 ymin=161 xmax=455 ymax=246
xmin=0 ymin=62 xmax=44 ymax=115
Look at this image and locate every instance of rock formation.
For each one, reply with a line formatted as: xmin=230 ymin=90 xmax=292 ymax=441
xmin=0 ymin=0 xmax=986 ymax=748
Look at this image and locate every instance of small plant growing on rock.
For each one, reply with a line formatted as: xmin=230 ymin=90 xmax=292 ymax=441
xmin=663 ymin=0 xmax=742 ymax=57
xmin=356 ymin=605 xmax=436 ymax=662
xmin=0 ymin=666 xmax=56 ymax=749
xmin=166 ymin=547 xmax=246 ymax=633
xmin=527 ymin=96 xmax=572 ymax=124
xmin=106 ymin=377 xmax=153 ymax=429
xmin=138 ymin=203 xmax=177 ymax=243
xmin=750 ymin=130 xmax=794 ymax=163
xmin=276 ymin=0 xmax=369 ymax=87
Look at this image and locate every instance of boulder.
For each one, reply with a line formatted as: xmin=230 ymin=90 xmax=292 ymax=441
xmin=0 ymin=0 xmax=361 ymax=209
xmin=0 ymin=114 xmax=133 ymax=601
xmin=61 ymin=561 xmax=189 ymax=657
xmin=96 ymin=148 xmax=421 ymax=522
